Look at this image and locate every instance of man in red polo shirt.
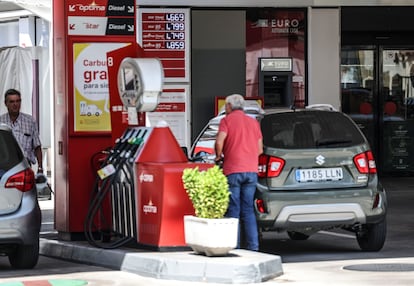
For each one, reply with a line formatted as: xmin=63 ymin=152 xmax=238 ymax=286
xmin=215 ymin=94 xmax=263 ymax=251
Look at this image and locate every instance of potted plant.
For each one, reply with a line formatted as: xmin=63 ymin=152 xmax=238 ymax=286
xmin=182 ymin=165 xmax=238 ymax=256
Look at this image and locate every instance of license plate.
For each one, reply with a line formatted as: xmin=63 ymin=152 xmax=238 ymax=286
xmin=295 ymin=167 xmax=343 ymax=182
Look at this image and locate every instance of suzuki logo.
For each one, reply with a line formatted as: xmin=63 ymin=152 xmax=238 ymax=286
xmin=316 ymin=155 xmax=325 ymax=166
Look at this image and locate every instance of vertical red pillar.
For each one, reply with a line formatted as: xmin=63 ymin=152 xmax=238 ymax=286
xmin=52 ymin=0 xmax=138 ymax=239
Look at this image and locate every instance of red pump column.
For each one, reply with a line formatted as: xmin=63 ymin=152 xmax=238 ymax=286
xmin=52 ymin=0 xmax=139 ymax=239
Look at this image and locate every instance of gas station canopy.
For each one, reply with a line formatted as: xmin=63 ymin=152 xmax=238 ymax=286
xmin=0 ymin=0 xmax=51 ymax=21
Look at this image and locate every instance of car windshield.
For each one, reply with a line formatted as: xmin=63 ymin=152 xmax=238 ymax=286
xmin=191 ymin=113 xmax=263 ymax=158
xmin=261 ymin=110 xmax=365 ymax=149
xmin=191 ymin=123 xmax=218 ymax=157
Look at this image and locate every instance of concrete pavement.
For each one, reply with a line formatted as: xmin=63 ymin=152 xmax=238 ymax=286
xmin=39 ymin=238 xmax=283 ymax=284
xmin=39 ymin=198 xmax=283 ymax=284
xmin=39 ymin=235 xmax=414 ymax=286
xmin=38 ymin=177 xmax=414 ymax=285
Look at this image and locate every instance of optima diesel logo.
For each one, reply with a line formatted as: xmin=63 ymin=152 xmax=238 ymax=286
xmin=69 ymin=4 xmax=106 ymax=13
xmin=143 ymin=200 xmax=157 ymax=214
xmin=139 ymin=172 xmax=154 ymax=183
xmin=143 ymin=204 xmax=157 ymax=214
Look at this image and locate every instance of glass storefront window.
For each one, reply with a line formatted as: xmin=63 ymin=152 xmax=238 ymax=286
xmin=381 ymin=49 xmax=414 ymax=174
xmin=36 ymin=18 xmax=50 ymax=48
xmin=340 ymin=48 xmax=375 ymax=151
xmin=0 ymin=20 xmax=19 ymax=47
xmin=341 ymin=49 xmax=374 ymax=114
xmin=382 ymin=50 xmax=414 ymax=120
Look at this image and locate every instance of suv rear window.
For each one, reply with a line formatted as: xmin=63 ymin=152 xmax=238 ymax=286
xmin=261 ymin=110 xmax=365 ymax=149
xmin=0 ymin=129 xmax=24 ymax=171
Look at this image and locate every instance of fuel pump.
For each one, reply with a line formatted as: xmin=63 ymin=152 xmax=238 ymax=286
xmin=84 ymin=57 xmax=164 ymax=248
xmin=84 ymin=57 xmax=213 ymax=250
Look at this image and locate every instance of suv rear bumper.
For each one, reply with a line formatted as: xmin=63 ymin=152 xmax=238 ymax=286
xmin=275 ymin=203 xmax=366 ymax=227
xmin=255 ymin=187 xmax=387 ymax=231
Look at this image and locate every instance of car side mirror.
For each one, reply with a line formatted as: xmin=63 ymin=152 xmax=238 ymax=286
xmin=181 ymin=146 xmax=188 ymax=158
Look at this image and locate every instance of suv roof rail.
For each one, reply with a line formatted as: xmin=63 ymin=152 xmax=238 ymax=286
xmin=305 ymin=104 xmax=337 ymax=111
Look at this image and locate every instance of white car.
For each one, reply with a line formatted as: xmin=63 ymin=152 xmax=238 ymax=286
xmin=190 ymin=100 xmax=264 ymax=161
xmin=0 ymin=123 xmax=41 ymax=268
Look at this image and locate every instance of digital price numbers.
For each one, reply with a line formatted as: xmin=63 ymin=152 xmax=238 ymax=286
xmin=165 ymin=13 xmax=185 ymax=21
xmin=165 ymin=14 xmax=185 ymax=50
xmin=166 ymin=41 xmax=185 ymax=49
xmin=166 ymin=32 xmax=185 ymax=40
xmin=165 ymin=22 xmax=185 ymax=31
xmin=140 ymin=10 xmax=188 ymax=79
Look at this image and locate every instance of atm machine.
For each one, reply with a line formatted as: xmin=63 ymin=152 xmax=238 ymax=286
xmin=258 ymin=57 xmax=293 ymax=108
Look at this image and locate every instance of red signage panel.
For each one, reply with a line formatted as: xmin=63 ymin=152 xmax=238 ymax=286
xmin=138 ymin=8 xmax=190 ymax=83
xmin=67 ymin=0 xmax=135 ymax=36
xmin=67 ymin=0 xmax=135 ymax=17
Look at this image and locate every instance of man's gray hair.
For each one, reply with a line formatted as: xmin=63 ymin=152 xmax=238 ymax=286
xmin=226 ymin=94 xmax=245 ymax=110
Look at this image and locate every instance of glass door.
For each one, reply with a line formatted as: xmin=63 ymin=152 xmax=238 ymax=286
xmin=341 ymin=47 xmax=377 ymax=157
xmin=341 ymin=46 xmax=414 ymax=176
xmin=380 ymin=49 xmax=414 ymax=175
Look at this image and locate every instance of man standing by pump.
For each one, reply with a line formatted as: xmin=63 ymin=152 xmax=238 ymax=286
xmin=0 ymin=88 xmax=43 ymax=174
xmin=215 ymin=94 xmax=263 ymax=251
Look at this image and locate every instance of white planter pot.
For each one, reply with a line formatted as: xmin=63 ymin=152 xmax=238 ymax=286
xmin=183 ymin=215 xmax=239 ymax=256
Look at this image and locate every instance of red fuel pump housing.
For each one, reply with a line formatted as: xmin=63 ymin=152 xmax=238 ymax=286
xmin=52 ymin=0 xmax=140 ymax=239
xmin=135 ymin=125 xmax=213 ymax=248
xmin=136 ymin=162 xmax=212 ymax=248
xmin=107 ymin=124 xmax=214 ymax=249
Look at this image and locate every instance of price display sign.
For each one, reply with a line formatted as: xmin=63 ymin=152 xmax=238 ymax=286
xmin=138 ymin=9 xmax=190 ymax=82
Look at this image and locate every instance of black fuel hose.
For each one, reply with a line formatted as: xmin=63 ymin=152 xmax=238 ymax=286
xmin=84 ymin=137 xmax=142 ymax=249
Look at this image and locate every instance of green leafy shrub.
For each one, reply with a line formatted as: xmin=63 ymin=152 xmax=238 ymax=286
xmin=182 ymin=165 xmax=230 ymax=219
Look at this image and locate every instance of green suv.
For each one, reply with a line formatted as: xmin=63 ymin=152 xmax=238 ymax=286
xmin=255 ymin=107 xmax=387 ymax=251
xmin=190 ymin=105 xmax=387 ymax=252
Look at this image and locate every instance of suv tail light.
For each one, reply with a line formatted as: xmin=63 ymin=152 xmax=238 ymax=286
xmin=353 ymin=151 xmax=377 ymax=174
xmin=258 ymin=154 xmax=285 ymax=178
xmin=255 ymin=199 xmax=267 ymax=213
xmin=5 ymin=168 xmax=35 ymax=192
